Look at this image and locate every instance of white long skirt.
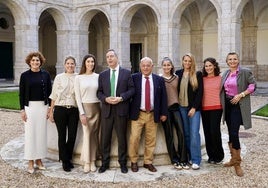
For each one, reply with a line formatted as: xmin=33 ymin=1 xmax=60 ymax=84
xmin=24 ymin=101 xmax=48 ymax=160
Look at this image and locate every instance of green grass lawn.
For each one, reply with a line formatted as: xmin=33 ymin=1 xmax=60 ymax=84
xmin=0 ymin=91 xmax=20 ymax=110
xmin=0 ymin=91 xmax=268 ymax=117
xmin=253 ymin=104 xmax=268 ymax=117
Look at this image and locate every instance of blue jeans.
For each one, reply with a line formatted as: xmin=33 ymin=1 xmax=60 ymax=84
xmin=179 ymin=106 xmax=201 ymax=165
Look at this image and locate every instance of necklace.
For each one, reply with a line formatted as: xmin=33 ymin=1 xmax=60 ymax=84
xmin=164 ymin=76 xmax=172 ymax=79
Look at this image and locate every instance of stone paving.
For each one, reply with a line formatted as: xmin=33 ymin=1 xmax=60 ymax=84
xmin=0 ymin=131 xmax=238 ymax=183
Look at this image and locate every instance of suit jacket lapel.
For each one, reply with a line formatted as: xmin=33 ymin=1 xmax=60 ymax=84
xmin=117 ymin=67 xmax=122 ymax=90
xmin=221 ymin=70 xmax=230 ymax=89
xmin=137 ymin=73 xmax=142 ymax=102
xmin=105 ymin=69 xmax=111 ymax=94
xmin=152 ymin=74 xmax=157 ymax=97
xmin=237 ymin=68 xmax=241 ymax=85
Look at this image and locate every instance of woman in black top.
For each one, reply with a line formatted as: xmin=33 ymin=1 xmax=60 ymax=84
xmin=175 ymin=53 xmax=203 ymax=170
xmin=19 ymin=51 xmax=52 ymax=174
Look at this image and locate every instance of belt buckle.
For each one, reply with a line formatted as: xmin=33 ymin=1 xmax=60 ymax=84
xmin=140 ymin=109 xmax=152 ymax=113
xmin=66 ymin=105 xmax=72 ymax=109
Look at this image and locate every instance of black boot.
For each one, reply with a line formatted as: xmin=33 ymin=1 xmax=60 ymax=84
xmin=62 ymin=162 xmax=71 ymax=172
xmin=67 ymin=161 xmax=74 ymax=169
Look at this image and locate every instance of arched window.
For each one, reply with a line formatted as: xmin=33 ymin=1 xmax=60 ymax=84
xmin=0 ymin=17 xmax=9 ymax=29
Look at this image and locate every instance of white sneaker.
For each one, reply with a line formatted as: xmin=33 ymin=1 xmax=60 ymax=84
xmin=214 ymin=160 xmax=223 ymax=165
xmin=84 ymin=163 xmax=90 ymax=173
xmin=181 ymin=163 xmax=190 ymax=170
xmin=173 ymin=162 xmax=182 ymax=170
xmin=90 ymin=161 xmax=97 ymax=172
xmin=192 ymin=163 xmax=200 ymax=170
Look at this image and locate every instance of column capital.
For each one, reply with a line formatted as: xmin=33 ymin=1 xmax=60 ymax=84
xmin=14 ymin=24 xmax=39 ymax=31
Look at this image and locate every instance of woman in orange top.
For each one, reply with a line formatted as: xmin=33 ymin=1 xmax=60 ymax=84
xmin=201 ymin=57 xmax=224 ymax=164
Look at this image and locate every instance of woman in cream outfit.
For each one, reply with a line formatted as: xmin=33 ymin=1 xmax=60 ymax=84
xmin=74 ymin=54 xmax=101 ymax=173
xmin=49 ymin=56 xmax=79 ymax=172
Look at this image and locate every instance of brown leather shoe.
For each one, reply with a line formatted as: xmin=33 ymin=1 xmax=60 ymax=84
xmin=131 ymin=162 xmax=139 ymax=172
xmin=143 ymin=164 xmax=157 ymax=172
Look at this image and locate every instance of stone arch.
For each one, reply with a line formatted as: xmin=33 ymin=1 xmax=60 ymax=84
xmin=184 ymin=2 xmax=204 ymax=67
xmin=78 ymin=8 xmax=110 ymax=71
xmin=38 ymin=6 xmax=69 ymax=31
xmin=119 ymin=2 xmax=160 ymax=71
xmin=202 ymin=9 xmax=218 ymax=60
xmin=171 ymin=0 xmax=219 ymax=67
xmin=176 ymin=1 xmax=203 ymax=66
xmin=171 ymin=0 xmax=221 ymax=19
xmin=0 ymin=0 xmax=30 ymax=25
xmin=0 ymin=1 xmax=32 ymax=81
xmin=235 ymin=0 xmax=251 ymax=19
xmin=240 ymin=0 xmax=258 ymax=79
xmin=256 ymin=4 xmax=268 ymax=80
xmin=170 ymin=0 xmax=192 ymax=65
xmin=78 ymin=7 xmax=111 ymax=31
xmin=256 ymin=5 xmax=268 ymax=25
xmin=38 ymin=7 xmax=71 ymax=76
xmin=38 ymin=10 xmax=57 ymax=79
xmin=119 ymin=1 xmax=160 ymax=30
xmin=0 ymin=5 xmax=15 ymax=79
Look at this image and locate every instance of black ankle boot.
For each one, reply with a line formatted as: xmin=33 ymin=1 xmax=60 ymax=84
xmin=62 ymin=162 xmax=71 ymax=172
xmin=68 ymin=161 xmax=74 ymax=169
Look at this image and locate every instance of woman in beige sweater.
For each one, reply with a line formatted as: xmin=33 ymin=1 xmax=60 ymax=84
xmin=74 ymin=54 xmax=101 ymax=173
xmin=161 ymin=57 xmax=189 ymax=170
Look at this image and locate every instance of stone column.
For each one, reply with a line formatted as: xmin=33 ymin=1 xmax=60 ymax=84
xmin=109 ymin=3 xmax=119 ymax=51
xmin=13 ymin=24 xmax=39 ymax=84
xmin=157 ymin=1 xmax=169 ymax=73
xmin=96 ymin=34 xmax=105 ymax=70
xmin=191 ymin=30 xmax=203 ymax=70
xmin=110 ymin=3 xmax=131 ymax=70
xmin=218 ymin=1 xmax=241 ymax=67
xmin=146 ymin=34 xmax=157 ymax=64
xmin=77 ymin=29 xmax=89 ymax=70
xmin=241 ymin=26 xmax=257 ymax=65
xmin=55 ymin=30 xmax=70 ymax=74
xmin=55 ymin=28 xmax=87 ymax=73
xmin=170 ymin=22 xmax=180 ymax=69
xmin=119 ymin=26 xmax=131 ymax=70
xmin=66 ymin=28 xmax=88 ymax=72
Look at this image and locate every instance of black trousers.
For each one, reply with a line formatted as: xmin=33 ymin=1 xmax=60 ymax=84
xmin=162 ymin=104 xmax=187 ymax=164
xmin=225 ymin=98 xmax=243 ymax=150
xmin=101 ymin=106 xmax=128 ymax=167
xmin=201 ymin=109 xmax=224 ymax=162
xmin=53 ymin=106 xmax=79 ymax=162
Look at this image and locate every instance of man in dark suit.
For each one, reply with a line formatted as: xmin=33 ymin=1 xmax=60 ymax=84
xmin=97 ymin=49 xmax=135 ymax=173
xmin=129 ymin=57 xmax=168 ymax=172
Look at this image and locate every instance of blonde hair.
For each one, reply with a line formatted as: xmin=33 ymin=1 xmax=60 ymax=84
xmin=182 ymin=53 xmax=198 ymax=90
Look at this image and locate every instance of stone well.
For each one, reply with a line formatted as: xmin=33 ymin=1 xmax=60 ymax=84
xmin=47 ymin=120 xmax=205 ymax=167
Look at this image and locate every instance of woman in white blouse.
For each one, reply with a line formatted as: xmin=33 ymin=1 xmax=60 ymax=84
xmin=74 ymin=54 xmax=101 ymax=173
xmin=49 ymin=56 xmax=79 ymax=172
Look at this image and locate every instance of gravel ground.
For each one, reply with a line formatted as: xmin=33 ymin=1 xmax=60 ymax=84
xmin=0 ymin=96 xmax=267 ymax=188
